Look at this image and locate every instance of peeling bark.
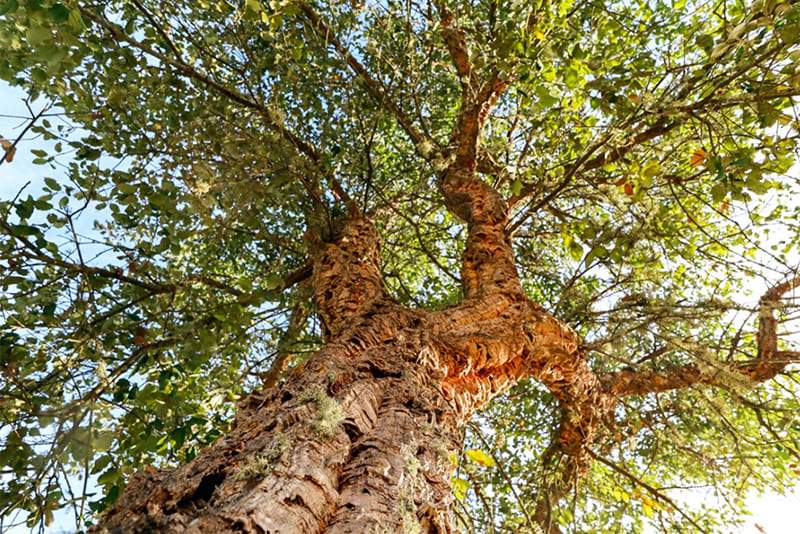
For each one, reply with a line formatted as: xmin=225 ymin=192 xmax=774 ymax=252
xmin=92 ymin=201 xmax=609 ymax=533
xmin=92 ymin=115 xmax=800 ymax=533
xmin=69 ymin=3 xmax=800 ymax=530
xmin=94 ymin=310 xmax=461 ymax=533
xmin=91 ymin=200 xmax=800 ymax=533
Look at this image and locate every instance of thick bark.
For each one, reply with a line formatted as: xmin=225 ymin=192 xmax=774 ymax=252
xmin=92 ymin=203 xmax=606 ymax=533
xmin=91 ymin=210 xmax=799 ymax=533
xmin=89 ymin=19 xmax=800 ymax=525
xmin=94 ymin=219 xmax=461 ymax=533
xmin=95 ymin=319 xmax=461 ymax=533
xmin=87 ymin=216 xmax=476 ymax=533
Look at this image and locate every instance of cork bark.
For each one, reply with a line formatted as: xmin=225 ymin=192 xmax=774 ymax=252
xmin=92 ymin=141 xmax=613 ymax=531
xmin=90 ymin=17 xmax=799 ymax=529
xmin=91 ymin=175 xmax=799 ymax=534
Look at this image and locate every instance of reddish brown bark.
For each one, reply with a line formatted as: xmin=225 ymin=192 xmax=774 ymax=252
xmin=94 ymin=330 xmax=458 ymax=533
xmin=92 ymin=193 xmax=800 ymax=534
xmin=85 ymin=38 xmax=625 ymax=527
xmin=94 ymin=218 xmax=461 ymax=533
xmin=91 ymin=11 xmax=800 ymax=529
xmin=92 ymin=187 xmax=606 ymax=533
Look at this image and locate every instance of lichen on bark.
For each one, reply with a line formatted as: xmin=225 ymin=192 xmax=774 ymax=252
xmin=230 ymin=433 xmax=290 ymax=482
xmin=302 ymin=386 xmax=345 ymax=439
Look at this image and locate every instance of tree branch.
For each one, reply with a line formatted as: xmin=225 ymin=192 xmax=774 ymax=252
xmin=432 ymin=0 xmax=473 ymax=87
xmin=0 ymin=104 xmax=49 ymax=167
xmin=2 ymin=219 xmax=311 ymax=301
xmin=260 ymin=296 xmax=310 ymax=389
xmin=309 ymin=217 xmax=393 ymax=338
xmin=81 ymin=7 xmax=359 ymax=215
xmin=431 ymin=2 xmax=515 ymax=298
xmin=507 ymin=38 xmax=797 ymax=216
xmin=602 ymin=275 xmax=800 ymax=397
xmin=588 ymin=450 xmax=709 ymax=533
xmin=296 ymin=2 xmax=432 ymax=159
xmin=508 ymin=118 xmax=677 ymax=215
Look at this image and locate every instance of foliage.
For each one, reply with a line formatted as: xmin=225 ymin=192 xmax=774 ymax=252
xmin=1 ymin=0 xmax=799 ymax=531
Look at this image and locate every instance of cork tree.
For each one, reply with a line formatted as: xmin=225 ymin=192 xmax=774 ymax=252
xmin=1 ymin=0 xmax=800 ymax=532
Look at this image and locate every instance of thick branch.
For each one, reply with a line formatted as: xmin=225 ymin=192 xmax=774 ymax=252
xmin=600 ymin=353 xmax=800 ymax=397
xmin=452 ymin=77 xmax=509 ymax=170
xmin=431 ymin=7 xmax=604 ymax=453
xmin=427 ymin=0 xmax=515 ymax=303
xmin=432 ymin=0 xmax=509 ymax=171
xmin=438 ymin=79 xmax=512 ymax=298
xmin=432 ymin=4 xmax=515 ymax=299
xmin=602 ymin=275 xmax=800 ymax=397
xmin=433 ymin=0 xmax=473 ymax=86
xmin=440 ymin=169 xmax=520 ymax=299
xmin=309 ymin=217 xmax=391 ymax=338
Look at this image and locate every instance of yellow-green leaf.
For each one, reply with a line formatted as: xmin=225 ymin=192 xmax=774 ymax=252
xmin=642 ymin=161 xmax=660 ymax=178
xmin=465 ymin=449 xmax=495 ymax=467
xmin=451 ymin=476 xmax=469 ymax=499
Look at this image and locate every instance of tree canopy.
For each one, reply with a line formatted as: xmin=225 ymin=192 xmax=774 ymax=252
xmin=1 ymin=0 xmax=800 ymax=531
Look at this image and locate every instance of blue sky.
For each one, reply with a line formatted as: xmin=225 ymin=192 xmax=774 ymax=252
xmin=1 ymin=83 xmax=53 ymax=199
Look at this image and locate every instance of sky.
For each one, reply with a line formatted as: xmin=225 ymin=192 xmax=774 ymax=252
xmin=0 ymin=84 xmax=57 ymax=200
xmin=2 ymin=76 xmax=800 ymax=533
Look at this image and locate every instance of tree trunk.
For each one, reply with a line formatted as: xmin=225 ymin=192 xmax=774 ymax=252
xmin=93 ymin=197 xmax=606 ymax=533
xmin=95 ymin=321 xmax=465 ymax=533
xmin=92 ymin=220 xmax=469 ymax=533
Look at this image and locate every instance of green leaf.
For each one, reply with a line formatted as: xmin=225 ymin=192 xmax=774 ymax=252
xmin=465 ymin=449 xmax=495 ymax=467
xmin=0 ymin=0 xmax=18 ymax=15
xmin=43 ymin=177 xmax=61 ymax=191
xmin=67 ymin=9 xmax=86 ymax=31
xmin=26 ymin=25 xmax=51 ymax=47
xmin=30 ymin=68 xmax=47 ymax=83
xmin=48 ymin=3 xmax=70 ymax=23
xmin=568 ymin=239 xmax=584 ymax=261
xmin=97 ymin=467 xmax=120 ymax=486
xmin=695 ymin=34 xmax=714 ymax=54
xmin=641 ymin=161 xmax=660 ymax=178
xmin=243 ymin=0 xmax=263 ymax=19
xmin=93 ymin=431 xmax=116 ymax=452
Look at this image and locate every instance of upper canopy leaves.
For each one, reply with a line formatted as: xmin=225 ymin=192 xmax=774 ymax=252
xmin=1 ymin=0 xmax=799 ymax=531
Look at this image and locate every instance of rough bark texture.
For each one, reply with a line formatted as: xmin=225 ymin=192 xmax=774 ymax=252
xmin=91 ymin=9 xmax=800 ymax=531
xmin=92 ymin=177 xmax=609 ymax=532
xmin=91 ymin=188 xmax=799 ymax=534
xmin=94 ymin=218 xmax=460 ymax=533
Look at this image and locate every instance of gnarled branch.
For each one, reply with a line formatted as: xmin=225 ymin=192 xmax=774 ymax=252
xmin=433 ymin=0 xmax=473 ymax=87
xmin=602 ymin=275 xmax=800 ymax=397
xmin=309 ymin=217 xmax=391 ymax=338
